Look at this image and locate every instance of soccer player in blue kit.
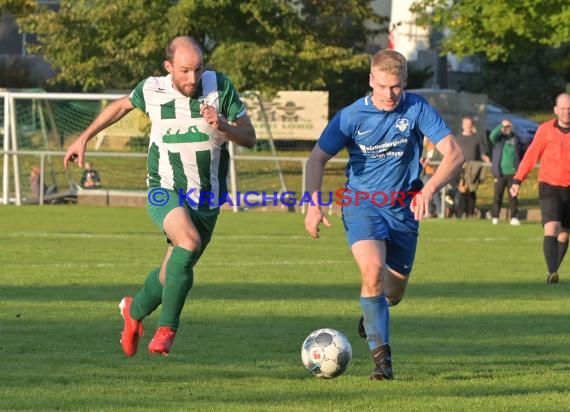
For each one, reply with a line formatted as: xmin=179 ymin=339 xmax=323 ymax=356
xmin=304 ymin=49 xmax=464 ymax=380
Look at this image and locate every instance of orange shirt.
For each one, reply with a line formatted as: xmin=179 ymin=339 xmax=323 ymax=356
xmin=514 ymin=120 xmax=570 ymax=187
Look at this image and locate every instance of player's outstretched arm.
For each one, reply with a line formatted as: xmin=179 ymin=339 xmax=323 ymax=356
xmin=64 ymin=96 xmax=134 ymax=169
xmin=304 ymin=145 xmax=333 ymax=238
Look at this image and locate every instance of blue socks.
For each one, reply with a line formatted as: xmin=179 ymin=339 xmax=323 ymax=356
xmin=360 ymin=295 xmax=390 ymax=350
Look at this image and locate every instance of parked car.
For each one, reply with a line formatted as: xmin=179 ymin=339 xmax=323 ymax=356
xmin=485 ymin=101 xmax=538 ymax=147
xmin=408 ymin=88 xmax=539 ymax=148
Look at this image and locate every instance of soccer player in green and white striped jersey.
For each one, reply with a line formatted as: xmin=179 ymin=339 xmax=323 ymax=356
xmin=64 ymin=36 xmax=256 ymax=356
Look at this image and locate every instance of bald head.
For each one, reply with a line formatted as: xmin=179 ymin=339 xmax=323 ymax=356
xmin=165 ymin=36 xmax=203 ymax=63
xmin=554 ymin=93 xmax=570 ymax=128
xmin=555 ymin=93 xmax=570 ymax=107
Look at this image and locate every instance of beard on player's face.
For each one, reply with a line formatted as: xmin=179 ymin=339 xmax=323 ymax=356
xmin=165 ymin=55 xmax=203 ymax=98
xmin=172 ymin=76 xmax=198 ymax=97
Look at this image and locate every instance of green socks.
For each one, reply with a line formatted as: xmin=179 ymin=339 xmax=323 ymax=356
xmin=158 ymin=246 xmax=198 ymax=330
xmin=129 ymin=246 xmax=199 ymax=329
xmin=130 ymin=267 xmax=163 ymax=320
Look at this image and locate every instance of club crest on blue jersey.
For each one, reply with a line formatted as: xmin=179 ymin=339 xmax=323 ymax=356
xmin=395 ymin=118 xmax=409 ymax=132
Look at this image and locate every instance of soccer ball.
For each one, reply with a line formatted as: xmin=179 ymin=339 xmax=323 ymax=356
xmin=301 ymin=328 xmax=352 ymax=379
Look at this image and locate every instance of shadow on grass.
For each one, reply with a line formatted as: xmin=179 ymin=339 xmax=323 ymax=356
xmin=2 ymin=280 xmax=567 ymax=377
xmin=1 ymin=310 xmax=568 ymax=377
xmin=1 ymin=288 xmax=569 ymax=411
xmin=0 ymin=280 xmax=566 ymax=302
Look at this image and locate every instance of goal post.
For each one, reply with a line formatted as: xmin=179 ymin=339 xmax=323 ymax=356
xmin=1 ymin=90 xmax=10 ymax=204
xmin=1 ymin=91 xmax=125 ymax=205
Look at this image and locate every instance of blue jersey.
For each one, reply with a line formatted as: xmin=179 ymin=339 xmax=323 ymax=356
xmin=318 ymin=92 xmax=451 ymax=216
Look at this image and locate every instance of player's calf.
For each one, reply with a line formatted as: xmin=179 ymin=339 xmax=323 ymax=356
xmin=357 ymin=296 xmax=401 ymax=339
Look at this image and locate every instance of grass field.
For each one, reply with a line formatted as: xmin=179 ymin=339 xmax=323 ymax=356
xmin=1 ymin=206 xmax=569 ymax=411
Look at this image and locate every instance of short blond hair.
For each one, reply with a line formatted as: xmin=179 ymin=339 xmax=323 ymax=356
xmin=371 ymin=49 xmax=407 ymax=78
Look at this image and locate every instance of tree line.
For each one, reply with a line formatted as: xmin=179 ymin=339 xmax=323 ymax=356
xmin=2 ymin=0 xmax=568 ymax=112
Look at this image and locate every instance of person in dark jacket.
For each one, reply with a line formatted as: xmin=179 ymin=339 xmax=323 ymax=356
xmin=490 ymin=119 xmax=521 ymax=225
xmin=454 ymin=116 xmax=490 ymax=218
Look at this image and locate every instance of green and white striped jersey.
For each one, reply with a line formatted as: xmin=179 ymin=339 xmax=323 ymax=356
xmin=129 ymin=70 xmax=247 ymax=209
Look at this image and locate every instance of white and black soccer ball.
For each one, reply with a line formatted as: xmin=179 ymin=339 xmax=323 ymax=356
xmin=301 ymin=328 xmax=352 ymax=379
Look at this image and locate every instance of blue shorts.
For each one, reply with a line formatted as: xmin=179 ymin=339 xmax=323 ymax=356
xmin=341 ymin=201 xmax=419 ymax=275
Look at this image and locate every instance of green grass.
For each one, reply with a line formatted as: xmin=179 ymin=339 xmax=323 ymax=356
xmin=1 ymin=206 xmax=569 ymax=411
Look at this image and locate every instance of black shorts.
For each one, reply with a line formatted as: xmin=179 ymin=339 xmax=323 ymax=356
xmin=539 ymin=182 xmax=570 ymax=227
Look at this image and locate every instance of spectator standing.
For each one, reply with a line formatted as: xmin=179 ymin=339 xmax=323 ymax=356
xmin=490 ymin=119 xmax=521 ymax=225
xmin=454 ymin=116 xmax=490 ymax=218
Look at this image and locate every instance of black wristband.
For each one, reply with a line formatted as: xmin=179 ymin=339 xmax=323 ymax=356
xmin=513 ymin=179 xmax=522 ymax=185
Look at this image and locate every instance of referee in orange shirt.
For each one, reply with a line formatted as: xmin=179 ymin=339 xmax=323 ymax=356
xmin=510 ymin=93 xmax=570 ymax=283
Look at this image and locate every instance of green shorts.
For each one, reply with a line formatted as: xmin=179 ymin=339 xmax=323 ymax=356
xmin=147 ymin=189 xmax=219 ymax=254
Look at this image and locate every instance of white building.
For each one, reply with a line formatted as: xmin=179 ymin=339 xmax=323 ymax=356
xmin=372 ymin=0 xmax=431 ymax=61
xmin=371 ymin=0 xmax=479 ymax=88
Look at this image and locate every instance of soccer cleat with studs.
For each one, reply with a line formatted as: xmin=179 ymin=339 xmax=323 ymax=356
xmin=547 ymin=272 xmax=559 ymax=284
xmin=119 ymin=296 xmax=144 ymax=357
xmin=148 ymin=327 xmax=176 ymax=355
xmin=370 ymin=344 xmax=394 ymax=380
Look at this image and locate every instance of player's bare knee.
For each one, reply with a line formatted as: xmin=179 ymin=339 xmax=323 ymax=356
xmin=361 ymin=265 xmax=382 ymax=281
xmin=174 ymin=230 xmax=201 ymax=252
